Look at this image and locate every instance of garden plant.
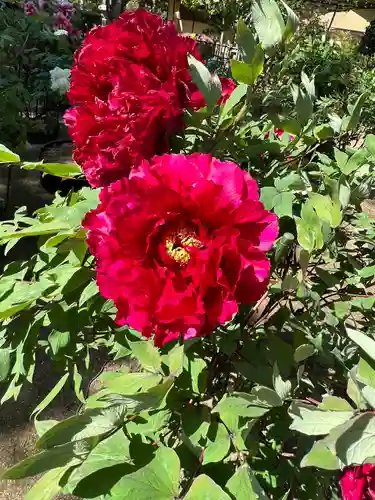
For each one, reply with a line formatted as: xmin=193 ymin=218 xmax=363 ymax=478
xmin=1 ymin=2 xmax=375 ymax=499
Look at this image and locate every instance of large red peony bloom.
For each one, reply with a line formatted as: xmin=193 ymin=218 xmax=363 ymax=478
xmin=66 ymin=9 xmax=235 ymax=188
xmin=340 ymin=464 xmax=375 ymax=500
xmin=84 ymin=153 xmax=278 ymax=346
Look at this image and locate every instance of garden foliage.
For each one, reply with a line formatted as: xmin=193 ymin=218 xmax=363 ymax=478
xmin=0 ymin=2 xmax=375 ymax=499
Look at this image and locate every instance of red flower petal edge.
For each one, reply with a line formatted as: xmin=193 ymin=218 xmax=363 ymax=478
xmin=84 ymin=153 xmax=278 ymax=346
xmin=340 ymin=464 xmax=375 ymax=500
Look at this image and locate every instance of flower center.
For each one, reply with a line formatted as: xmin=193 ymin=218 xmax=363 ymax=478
xmin=164 ymin=228 xmax=202 ymax=265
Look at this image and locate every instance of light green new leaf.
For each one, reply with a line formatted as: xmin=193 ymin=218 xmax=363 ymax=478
xmin=288 ymin=400 xmax=354 ymax=435
xmin=358 ymin=265 xmax=375 ymax=278
xmin=226 ymin=464 xmax=268 ymax=499
xmin=0 ymin=347 xmax=11 ymax=382
xmin=128 ymin=340 xmax=162 ymax=373
xmin=108 ymin=447 xmax=180 ymax=500
xmin=347 ymin=328 xmax=375 ymax=363
xmin=0 ymin=143 xmax=20 ymax=163
xmin=22 ymin=162 xmax=81 ymax=177
xmin=185 ymin=474 xmax=231 ymax=500
xmin=252 ymin=0 xmax=285 ymax=49
xmin=273 ymin=191 xmax=294 ymax=218
xmin=25 ymin=465 xmax=72 ymax=500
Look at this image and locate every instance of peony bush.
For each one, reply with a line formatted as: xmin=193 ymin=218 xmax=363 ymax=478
xmin=0 ymin=2 xmax=375 ymax=499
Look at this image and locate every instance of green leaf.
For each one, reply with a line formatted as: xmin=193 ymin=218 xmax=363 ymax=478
xmin=294 ymin=344 xmax=315 ymax=363
xmin=340 ymin=149 xmax=368 ymax=175
xmin=301 ymin=438 xmax=340 ymax=470
xmin=48 ymin=330 xmax=70 ymax=356
xmin=182 ymin=406 xmax=210 ymax=456
xmin=358 ymin=265 xmax=375 ymax=278
xmin=187 ymin=356 xmax=207 ymax=394
xmin=226 ymin=464 xmax=269 ymax=499
xmin=273 ymin=362 xmax=292 ymax=401
xmin=314 ymin=124 xmax=333 ymax=141
xmin=357 ymin=357 xmax=375 ymax=389
xmin=202 ymin=422 xmax=231 ymax=465
xmin=79 ymin=280 xmax=99 ymax=305
xmin=66 ymin=430 xmax=131 ymax=491
xmin=252 ymin=0 xmax=285 ymax=49
xmin=108 ymin=447 xmax=180 ymax=500
xmin=22 ymin=162 xmax=81 ymax=177
xmin=309 ymin=193 xmax=342 ymax=228
xmin=32 ymin=372 xmax=70 ymax=417
xmin=0 ymin=143 xmax=20 ymax=163
xmin=188 ymin=54 xmax=222 ymax=110
xmin=0 ymin=220 xmax=71 ymax=242
xmin=334 ymin=148 xmax=349 ymax=172
xmin=128 ymin=340 xmax=162 ymax=373
xmin=35 ymin=420 xmax=60 ymax=439
xmin=219 ymin=83 xmax=248 ymax=125
xmin=2 ymin=441 xmax=83 ymax=479
xmin=37 ymin=406 xmax=126 ymax=449
xmin=334 ymin=301 xmax=351 ymax=319
xmin=163 ymin=344 xmax=184 ymax=377
xmin=281 ymin=0 xmax=299 ymax=40
xmin=273 ymin=191 xmax=294 ymax=218
xmin=335 ymin=413 xmax=375 ymax=465
xmin=24 ymin=466 xmax=72 ymax=500
xmin=288 ymin=401 xmax=354 ymax=435
xmin=319 ymin=395 xmax=353 ymax=412
xmin=236 ymin=19 xmax=256 ymax=64
xmin=346 ymin=92 xmax=367 ymax=132
xmin=365 ymin=134 xmax=375 ymax=158
xmin=347 ymin=329 xmax=375 ymax=362
xmin=260 ymin=187 xmax=278 ymax=210
xmin=185 ymin=474 xmax=231 ymax=500
xmin=231 ymin=52 xmax=264 ymax=86
xmin=0 ymin=347 xmax=11 ymax=382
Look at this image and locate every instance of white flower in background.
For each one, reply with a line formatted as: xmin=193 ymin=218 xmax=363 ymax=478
xmin=54 ymin=29 xmax=68 ymax=36
xmin=50 ymin=67 xmax=71 ymax=95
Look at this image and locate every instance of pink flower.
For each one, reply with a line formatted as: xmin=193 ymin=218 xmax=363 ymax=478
xmin=340 ymin=464 xmax=375 ymax=500
xmin=84 ymin=153 xmax=278 ymax=346
xmin=24 ymin=1 xmax=36 ymax=16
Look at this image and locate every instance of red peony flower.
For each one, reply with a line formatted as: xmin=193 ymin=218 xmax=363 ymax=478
xmin=24 ymin=1 xmax=37 ymax=15
xmin=84 ymin=153 xmax=278 ymax=346
xmin=66 ymin=9 xmax=235 ymax=188
xmin=340 ymin=464 xmax=375 ymax=500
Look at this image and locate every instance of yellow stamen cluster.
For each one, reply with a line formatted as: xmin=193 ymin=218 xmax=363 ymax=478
xmin=165 ymin=228 xmax=202 ymax=265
